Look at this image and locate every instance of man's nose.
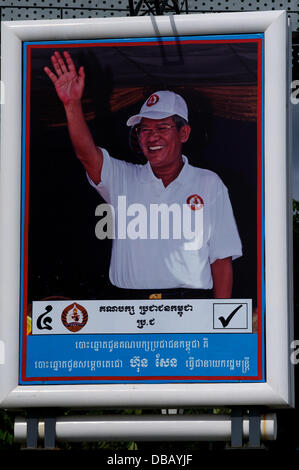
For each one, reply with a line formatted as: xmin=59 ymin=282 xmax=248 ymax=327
xmin=147 ymin=129 xmax=160 ymax=139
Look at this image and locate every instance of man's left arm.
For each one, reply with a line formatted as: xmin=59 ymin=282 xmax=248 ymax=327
xmin=211 ymin=257 xmax=233 ymax=298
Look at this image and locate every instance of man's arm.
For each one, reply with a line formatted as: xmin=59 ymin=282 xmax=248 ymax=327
xmin=211 ymin=257 xmax=233 ymax=298
xmin=44 ymin=51 xmax=103 ymax=184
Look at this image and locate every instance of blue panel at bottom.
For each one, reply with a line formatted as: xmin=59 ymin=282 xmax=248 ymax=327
xmin=20 ymin=333 xmax=263 ymax=384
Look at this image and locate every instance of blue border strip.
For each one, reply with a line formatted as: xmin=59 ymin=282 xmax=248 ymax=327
xmin=23 ymin=33 xmax=264 ymax=47
xmin=261 ymin=36 xmax=266 ymax=382
xmin=20 ymin=33 xmax=266 ymax=385
xmin=19 ymin=42 xmax=28 ymax=384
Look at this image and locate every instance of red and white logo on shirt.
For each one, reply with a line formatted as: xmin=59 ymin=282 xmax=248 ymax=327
xmin=186 ymin=194 xmax=204 ymax=210
xmin=146 ymin=94 xmax=159 ymax=107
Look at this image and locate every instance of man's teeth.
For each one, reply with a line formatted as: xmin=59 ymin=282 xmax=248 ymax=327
xmin=149 ymin=146 xmax=163 ymax=150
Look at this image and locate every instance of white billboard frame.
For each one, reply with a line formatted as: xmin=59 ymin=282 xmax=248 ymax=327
xmin=0 ymin=11 xmax=294 ymax=409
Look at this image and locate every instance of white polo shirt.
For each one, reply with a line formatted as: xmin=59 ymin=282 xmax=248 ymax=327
xmin=88 ymin=148 xmax=242 ymax=289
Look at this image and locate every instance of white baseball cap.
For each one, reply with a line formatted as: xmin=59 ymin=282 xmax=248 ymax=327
xmin=126 ymin=90 xmax=188 ymax=127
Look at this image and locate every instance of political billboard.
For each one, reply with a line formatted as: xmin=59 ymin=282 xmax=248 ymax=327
xmin=0 ymin=11 xmax=293 ymax=408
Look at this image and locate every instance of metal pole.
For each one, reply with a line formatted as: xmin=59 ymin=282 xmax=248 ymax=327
xmin=15 ymin=413 xmax=277 ymax=443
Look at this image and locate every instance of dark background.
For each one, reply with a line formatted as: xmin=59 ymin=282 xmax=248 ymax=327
xmin=27 ymin=40 xmax=259 ymax=304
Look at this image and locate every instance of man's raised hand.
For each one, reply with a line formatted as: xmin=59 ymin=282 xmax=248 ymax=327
xmin=44 ymin=51 xmax=85 ymax=106
xmin=44 ymin=50 xmax=103 ymax=184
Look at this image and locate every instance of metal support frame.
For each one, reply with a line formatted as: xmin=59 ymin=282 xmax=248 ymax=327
xmin=248 ymin=409 xmax=261 ymax=448
xmin=25 ymin=412 xmax=56 ymax=449
xmin=16 ymin=408 xmax=275 ymax=449
xmin=44 ymin=417 xmax=56 ymax=449
xmin=230 ymin=408 xmax=261 ymax=449
xmin=26 ymin=416 xmax=39 ymax=449
xmin=231 ymin=408 xmax=243 ymax=448
xmin=128 ymin=0 xmax=188 ymax=16
xmin=293 ymin=32 xmax=299 ymax=81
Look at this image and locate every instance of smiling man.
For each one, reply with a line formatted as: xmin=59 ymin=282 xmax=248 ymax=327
xmin=127 ymin=92 xmax=191 ymax=187
xmin=44 ymin=51 xmax=242 ymax=300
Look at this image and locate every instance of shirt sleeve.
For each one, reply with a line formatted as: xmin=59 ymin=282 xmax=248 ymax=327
xmin=86 ymin=147 xmax=128 ymax=205
xmin=209 ymin=178 xmax=242 ymax=264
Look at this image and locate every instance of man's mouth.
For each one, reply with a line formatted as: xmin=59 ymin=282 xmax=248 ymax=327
xmin=148 ymin=145 xmax=164 ymax=151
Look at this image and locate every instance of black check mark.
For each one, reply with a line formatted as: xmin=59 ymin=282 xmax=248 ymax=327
xmin=218 ymin=304 xmax=243 ymax=327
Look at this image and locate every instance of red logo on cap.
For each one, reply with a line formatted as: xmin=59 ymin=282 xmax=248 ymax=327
xmin=146 ymin=94 xmax=159 ymax=107
xmin=186 ymin=194 xmax=204 ymax=211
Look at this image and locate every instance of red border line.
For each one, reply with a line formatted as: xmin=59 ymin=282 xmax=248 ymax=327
xmin=22 ymin=37 xmax=264 ymax=383
xmin=256 ymin=38 xmax=263 ymax=380
xmin=27 ymin=38 xmax=261 ymax=51
xmin=22 ymin=45 xmax=32 ymax=382
xmin=22 ymin=375 xmax=261 ymax=382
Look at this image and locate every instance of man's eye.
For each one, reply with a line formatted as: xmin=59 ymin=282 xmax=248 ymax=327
xmin=138 ymin=125 xmax=173 ymax=135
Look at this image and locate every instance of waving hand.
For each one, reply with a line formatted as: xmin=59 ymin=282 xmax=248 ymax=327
xmin=44 ymin=50 xmax=103 ymax=185
xmin=44 ymin=51 xmax=85 ymax=105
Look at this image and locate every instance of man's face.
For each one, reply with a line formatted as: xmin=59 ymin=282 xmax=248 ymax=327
xmin=138 ymin=116 xmax=191 ymax=169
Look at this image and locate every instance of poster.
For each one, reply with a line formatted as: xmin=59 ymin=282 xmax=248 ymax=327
xmin=19 ymin=33 xmax=265 ymax=385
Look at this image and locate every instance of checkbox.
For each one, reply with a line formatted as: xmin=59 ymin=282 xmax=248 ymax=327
xmin=213 ymin=303 xmax=248 ymax=329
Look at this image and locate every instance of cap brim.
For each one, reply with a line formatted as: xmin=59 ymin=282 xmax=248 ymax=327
xmin=126 ymin=111 xmax=174 ymax=127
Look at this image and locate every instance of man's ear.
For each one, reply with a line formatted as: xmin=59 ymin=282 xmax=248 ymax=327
xmin=179 ymin=124 xmax=191 ymax=143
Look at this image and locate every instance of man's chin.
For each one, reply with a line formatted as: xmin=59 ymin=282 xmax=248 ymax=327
xmin=145 ymin=151 xmax=165 ymax=165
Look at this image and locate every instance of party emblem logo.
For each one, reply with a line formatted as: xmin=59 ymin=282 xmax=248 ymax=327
xmin=186 ymin=194 xmax=204 ymax=211
xmin=146 ymin=94 xmax=159 ymax=107
xmin=61 ymin=303 xmax=88 ymax=332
